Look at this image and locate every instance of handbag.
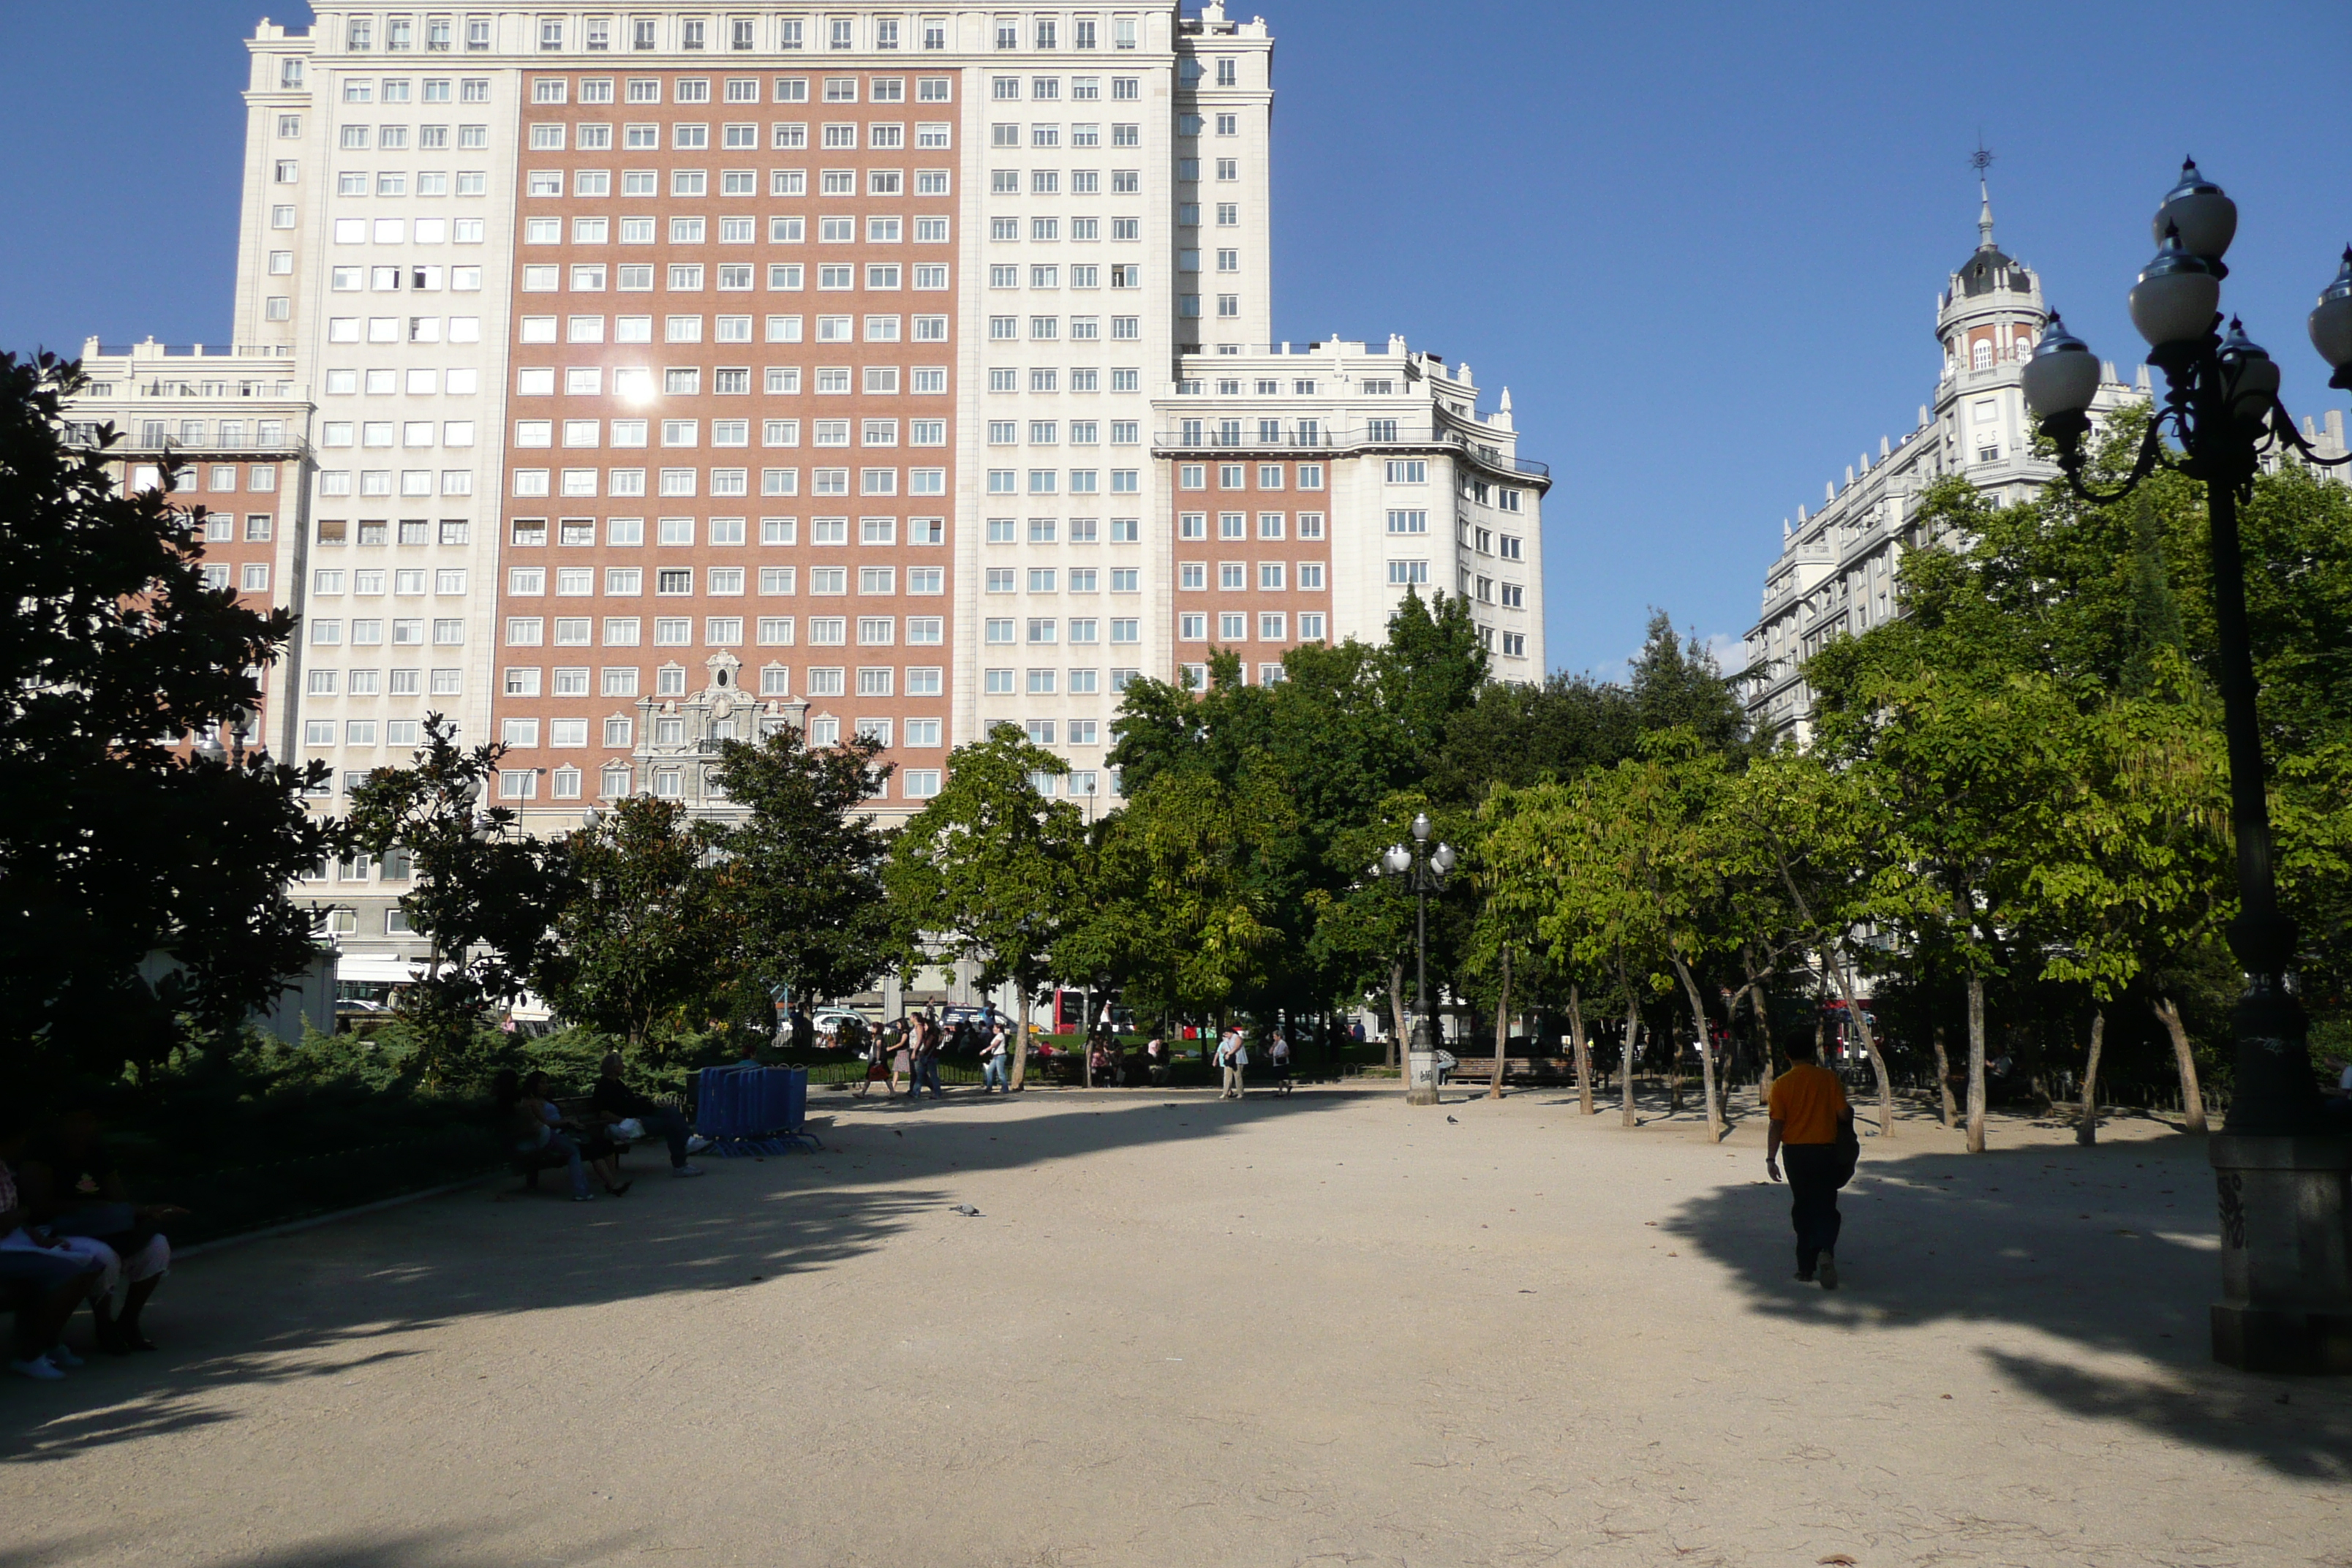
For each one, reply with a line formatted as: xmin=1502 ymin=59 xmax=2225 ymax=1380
xmin=1833 ymin=1115 xmax=1861 ymax=1189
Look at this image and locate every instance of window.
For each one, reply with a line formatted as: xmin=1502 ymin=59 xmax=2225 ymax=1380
xmin=1387 ymin=560 xmax=1431 ymax=586
xmin=1387 ymin=509 xmax=1429 ymax=535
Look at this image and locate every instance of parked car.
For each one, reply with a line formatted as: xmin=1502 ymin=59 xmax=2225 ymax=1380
xmin=810 ymin=1007 xmax=869 ymax=1045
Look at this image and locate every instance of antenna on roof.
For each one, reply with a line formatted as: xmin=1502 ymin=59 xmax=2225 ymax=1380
xmin=1970 ymin=137 xmax=1997 ymax=249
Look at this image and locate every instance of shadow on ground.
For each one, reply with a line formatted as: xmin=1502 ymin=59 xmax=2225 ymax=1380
xmin=1656 ymin=1128 xmax=2352 ymax=1479
xmin=0 ymin=1087 xmax=1350 ymax=1471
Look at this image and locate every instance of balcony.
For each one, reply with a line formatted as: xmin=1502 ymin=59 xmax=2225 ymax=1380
xmin=1150 ymin=423 xmax=1550 ymax=480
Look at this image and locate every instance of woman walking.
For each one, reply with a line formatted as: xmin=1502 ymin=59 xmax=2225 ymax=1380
xmin=981 ymin=1022 xmax=1010 ymax=1094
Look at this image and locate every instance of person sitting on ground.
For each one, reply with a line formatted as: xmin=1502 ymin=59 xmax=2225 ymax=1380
xmin=23 ymin=1107 xmax=182 ymax=1354
xmin=588 ymin=1053 xmax=704 ymax=1177
xmin=0 ymin=1111 xmax=104 ymax=1379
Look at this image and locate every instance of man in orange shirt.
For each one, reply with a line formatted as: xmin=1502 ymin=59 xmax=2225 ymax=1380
xmin=1765 ymin=1036 xmax=1854 ymax=1289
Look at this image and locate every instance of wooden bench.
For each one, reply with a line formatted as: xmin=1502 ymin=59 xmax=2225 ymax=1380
xmin=1439 ymin=1056 xmax=1580 ymax=1087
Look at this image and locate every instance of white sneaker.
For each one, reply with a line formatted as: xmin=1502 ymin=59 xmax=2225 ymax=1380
xmin=672 ymin=1163 xmax=705 ymax=1177
xmin=572 ymin=1191 xmax=598 ymax=1203
xmin=10 ymin=1356 xmax=64 ymax=1382
xmin=685 ymin=1135 xmax=712 ymax=1154
xmin=46 ymin=1343 xmax=83 ymax=1368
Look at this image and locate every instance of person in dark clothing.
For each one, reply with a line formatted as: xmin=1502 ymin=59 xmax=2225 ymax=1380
xmin=1765 ymin=1037 xmax=1854 ymax=1289
xmin=589 ymin=1054 xmax=704 ymax=1177
xmin=788 ymin=1006 xmax=815 ymax=1055
xmin=23 ymin=1109 xmax=182 ymax=1352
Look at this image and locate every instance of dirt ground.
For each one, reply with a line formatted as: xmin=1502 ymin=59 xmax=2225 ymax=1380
xmin=1 ymin=1080 xmax=2345 ymax=1568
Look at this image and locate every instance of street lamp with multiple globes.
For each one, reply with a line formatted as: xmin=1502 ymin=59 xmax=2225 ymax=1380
xmin=1376 ymin=811 xmax=1456 ymax=1106
xmin=2020 ymin=159 xmax=2352 ymax=1374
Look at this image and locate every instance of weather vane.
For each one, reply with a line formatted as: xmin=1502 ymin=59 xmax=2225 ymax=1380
xmin=1970 ymin=139 xmax=1994 ymax=175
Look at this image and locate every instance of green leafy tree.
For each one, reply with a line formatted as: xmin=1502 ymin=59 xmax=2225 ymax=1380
xmin=535 ymin=795 xmax=739 ymax=1053
xmin=883 ymin=724 xmax=1082 ymax=1089
xmin=710 ymin=726 xmax=894 ymax=1007
xmin=347 ymin=717 xmax=573 ymax=1083
xmin=0 ymin=353 xmax=338 ymax=1084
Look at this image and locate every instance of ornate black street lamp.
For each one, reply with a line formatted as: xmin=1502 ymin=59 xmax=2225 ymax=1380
xmin=1377 ymin=811 xmax=1456 ymax=1106
xmin=2021 ymin=159 xmax=2352 ymax=1374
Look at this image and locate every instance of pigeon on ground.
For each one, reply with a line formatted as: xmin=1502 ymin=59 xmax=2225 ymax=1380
xmin=951 ymin=1205 xmax=983 ymax=1216
xmin=1447 ymin=1115 xmax=1459 ymax=1123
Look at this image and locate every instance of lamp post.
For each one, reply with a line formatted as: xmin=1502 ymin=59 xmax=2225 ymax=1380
xmin=2021 ymin=159 xmax=2352 ymax=1374
xmin=1377 ymin=811 xmax=1457 ymax=1106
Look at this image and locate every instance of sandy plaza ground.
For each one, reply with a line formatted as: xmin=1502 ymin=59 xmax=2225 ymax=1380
xmin=1 ymin=1079 xmax=2345 ymax=1568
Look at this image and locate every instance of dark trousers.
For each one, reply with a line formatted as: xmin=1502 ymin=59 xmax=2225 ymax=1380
xmin=642 ymin=1107 xmax=692 ymax=1168
xmin=1782 ymin=1143 xmax=1844 ymax=1272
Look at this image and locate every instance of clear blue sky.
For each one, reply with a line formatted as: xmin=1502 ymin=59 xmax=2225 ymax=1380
xmin=4 ymin=2 xmax=2347 ymax=678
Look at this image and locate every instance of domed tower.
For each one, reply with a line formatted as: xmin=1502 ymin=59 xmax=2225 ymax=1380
xmin=1929 ymin=178 xmax=2051 ymax=486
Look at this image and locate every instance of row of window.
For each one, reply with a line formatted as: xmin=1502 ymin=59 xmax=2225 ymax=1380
xmin=523 ymin=171 xmax=956 ymax=203
xmin=318 ymin=470 xmax=477 ymax=499
xmin=979 ymin=470 xmax=1144 ymax=497
xmin=132 ymin=463 xmax=280 ymax=493
xmin=1175 ymin=612 xmax=1326 ymax=643
xmin=982 ymin=308 xmax=1142 ymax=344
xmin=500 ymin=615 xmax=943 ymax=649
xmin=322 ymin=77 xmax=489 ymax=105
xmin=525 ymin=263 xmax=952 ymax=295
xmin=487 ymin=9 xmax=1140 ymax=53
xmin=325 ymin=315 xmax=483 ymax=344
xmin=508 ymin=516 xmax=954 ymax=547
xmin=1172 ymin=463 xmax=1330 ymax=491
xmin=987 ymin=216 xmax=1142 ymax=241
xmin=325 ymin=366 xmax=478 ymax=396
xmin=989 ymin=366 xmax=1145 ymax=391
xmin=527 ymin=214 xmax=949 ymax=246
xmin=301 ymin=667 xmax=464 ymax=698
xmin=330 ymin=217 xmax=482 ymax=244
xmin=989 ymin=169 xmax=1145 ymax=195
xmin=325 ymin=171 xmax=491 ymax=198
xmin=337 ymin=124 xmax=492 ymax=151
xmin=315 ymin=519 xmax=474 ymax=548
xmin=520 ymin=309 xmax=950 ymax=345
xmin=518 ymin=415 xmax=956 ymax=448
xmin=497 ymin=712 xmax=945 ymax=749
xmin=309 ymin=618 xmax=469 ymax=647
xmin=502 ymin=663 xmax=946 ymax=701
xmin=986 ymin=419 xmax=1145 ymax=444
xmin=981 ymin=619 xmax=1147 ymax=646
xmin=491 ymin=763 xmax=943 ymax=805
xmin=310 ymin=568 xmax=468 ymax=596
xmin=981 ymin=566 xmax=1145 ymax=593
xmin=197 ymin=562 xmax=273 ymax=594
xmin=1171 ymin=562 xmax=1327 ymax=592
xmin=508 ymin=564 xmax=944 ymax=597
xmin=529 ymin=75 xmax=951 ymax=105
xmin=521 ymin=122 xmax=953 ymax=151
xmin=322 ymin=421 xmax=475 ymax=449
xmin=508 ymin=465 xmax=968 ymax=499
xmin=987 ymin=123 xmax=1142 ymax=148
xmin=981 ymin=519 xmax=1143 ymax=543
xmin=982 ymin=668 xmax=1142 ymax=698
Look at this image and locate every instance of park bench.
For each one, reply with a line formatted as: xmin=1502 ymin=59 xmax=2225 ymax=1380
xmin=1439 ymin=1055 xmax=1578 ymax=1088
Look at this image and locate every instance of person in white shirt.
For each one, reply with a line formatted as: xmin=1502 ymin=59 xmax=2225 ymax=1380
xmin=981 ymin=1024 xmax=1011 ymax=1095
xmin=1268 ymin=1031 xmax=1292 ymax=1095
xmin=1216 ymin=1028 xmax=1248 ymax=1099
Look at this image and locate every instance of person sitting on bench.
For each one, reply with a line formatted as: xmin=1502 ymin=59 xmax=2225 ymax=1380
xmin=0 ymin=1114 xmax=103 ymax=1379
xmin=588 ymin=1054 xmax=703 ymax=1177
xmin=23 ymin=1106 xmax=182 ymax=1354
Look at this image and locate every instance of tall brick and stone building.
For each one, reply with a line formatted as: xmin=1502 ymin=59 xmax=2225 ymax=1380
xmin=64 ymin=3 xmax=1550 ymax=981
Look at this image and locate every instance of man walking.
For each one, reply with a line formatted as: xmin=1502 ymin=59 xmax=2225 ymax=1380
xmin=980 ymin=1022 xmax=1010 ymax=1094
xmin=1215 ymin=1026 xmax=1248 ymax=1100
xmin=1765 ymin=1036 xmax=1852 ymax=1288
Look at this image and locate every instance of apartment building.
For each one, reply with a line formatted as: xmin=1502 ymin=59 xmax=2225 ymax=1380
xmin=61 ymin=2 xmax=1550 ymax=981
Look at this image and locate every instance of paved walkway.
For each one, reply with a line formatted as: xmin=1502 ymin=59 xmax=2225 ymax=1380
xmin=2 ymin=1083 xmax=2345 ymax=1567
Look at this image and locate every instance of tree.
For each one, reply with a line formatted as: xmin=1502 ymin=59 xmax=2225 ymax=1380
xmin=711 ymin=725 xmax=895 ymax=1007
xmin=883 ymin=724 xmax=1083 ymax=1090
xmin=347 ymin=717 xmax=573 ymax=1082
xmin=535 ymin=795 xmax=739 ymax=1053
xmin=1612 ymin=734 xmax=1736 ymax=1141
xmin=0 ymin=353 xmax=337 ymax=1084
xmin=1060 ymin=767 xmax=1292 ymax=1027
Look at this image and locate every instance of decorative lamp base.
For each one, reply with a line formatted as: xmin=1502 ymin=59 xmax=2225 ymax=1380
xmin=1405 ymin=1049 xmax=1441 ymax=1106
xmin=2209 ymin=1134 xmax=2352 ymax=1374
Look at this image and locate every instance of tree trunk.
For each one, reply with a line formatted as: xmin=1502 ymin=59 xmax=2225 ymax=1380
xmin=1749 ymin=976 xmax=1779 ymax=1108
xmin=1931 ymin=1024 xmax=1957 ymax=1128
xmin=1009 ymin=972 xmax=1032 ymax=1092
xmin=1386 ymin=960 xmax=1406 ymax=1069
xmin=1822 ymin=950 xmax=1893 ymax=1141
xmin=2077 ymin=1008 xmax=2106 ymax=1146
xmin=1618 ymin=985 xmax=1640 ymax=1128
xmin=1488 ymin=945 xmax=1510 ymax=1100
xmin=2151 ymin=993 xmax=2209 ymax=1134
xmin=1964 ymin=973 xmax=1988 ymax=1154
xmin=1669 ymin=952 xmax=1725 ymax=1142
xmin=1569 ymin=982 xmax=1594 ymax=1116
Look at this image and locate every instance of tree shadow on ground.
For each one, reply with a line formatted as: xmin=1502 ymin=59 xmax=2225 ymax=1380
xmin=0 ymin=1087 xmax=1353 ymax=1469
xmin=1656 ymin=1132 xmax=2352 ymax=1479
